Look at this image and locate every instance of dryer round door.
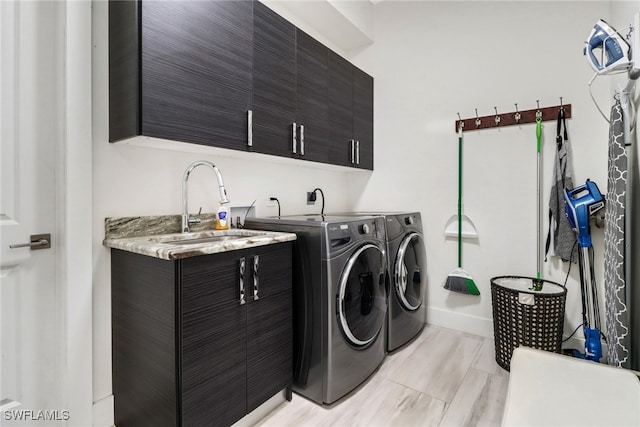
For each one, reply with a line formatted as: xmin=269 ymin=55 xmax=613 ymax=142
xmin=394 ymin=232 xmax=426 ymax=311
xmin=337 ymin=243 xmax=387 ymax=348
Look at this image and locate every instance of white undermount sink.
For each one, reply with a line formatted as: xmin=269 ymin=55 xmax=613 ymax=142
xmin=149 ymin=230 xmax=269 ymax=246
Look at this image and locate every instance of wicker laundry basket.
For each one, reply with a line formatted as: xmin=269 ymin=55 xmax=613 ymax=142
xmin=490 ymin=276 xmax=567 ymax=371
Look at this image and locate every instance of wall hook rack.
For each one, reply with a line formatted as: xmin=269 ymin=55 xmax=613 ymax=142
xmin=455 ymin=102 xmax=571 ymax=132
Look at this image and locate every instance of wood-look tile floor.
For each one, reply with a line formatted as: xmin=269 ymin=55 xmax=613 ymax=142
xmin=255 ymin=325 xmax=509 ymax=427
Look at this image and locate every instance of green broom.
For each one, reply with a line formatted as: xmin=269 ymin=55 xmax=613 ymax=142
xmin=444 ymin=125 xmax=480 ymax=295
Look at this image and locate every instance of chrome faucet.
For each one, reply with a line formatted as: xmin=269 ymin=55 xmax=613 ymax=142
xmin=182 ymin=160 xmax=230 ymax=233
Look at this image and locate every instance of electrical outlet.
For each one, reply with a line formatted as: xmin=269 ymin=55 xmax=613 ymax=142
xmin=307 ymin=192 xmax=316 ymax=205
xmin=267 ymin=198 xmax=276 ymax=208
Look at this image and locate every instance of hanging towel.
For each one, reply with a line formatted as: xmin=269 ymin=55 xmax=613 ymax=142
xmin=604 ymin=101 xmax=630 ymax=369
xmin=545 ymin=109 xmax=577 ymax=263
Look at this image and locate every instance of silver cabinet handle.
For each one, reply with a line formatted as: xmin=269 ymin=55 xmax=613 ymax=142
xmin=253 ymin=255 xmax=259 ymax=300
xmin=356 ymin=140 xmax=360 ymax=165
xmin=247 ymin=110 xmax=253 ymax=147
xmin=292 ymin=122 xmax=297 ymax=154
xmin=350 ymin=139 xmax=355 ymax=164
xmin=299 ymin=125 xmax=305 ymax=156
xmin=9 ymin=233 xmax=51 ymax=250
xmin=239 ymin=257 xmax=246 ymax=305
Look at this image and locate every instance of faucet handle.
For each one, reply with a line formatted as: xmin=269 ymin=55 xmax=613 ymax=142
xmin=187 ymin=207 xmax=202 ymax=226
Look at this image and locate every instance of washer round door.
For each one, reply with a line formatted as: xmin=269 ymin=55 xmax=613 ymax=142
xmin=394 ymin=232 xmax=426 ymax=311
xmin=337 ymin=243 xmax=387 ymax=348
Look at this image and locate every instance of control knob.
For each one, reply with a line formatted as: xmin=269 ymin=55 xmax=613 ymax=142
xmin=358 ymin=223 xmax=370 ymax=234
xmin=405 ymin=216 xmax=414 ymax=225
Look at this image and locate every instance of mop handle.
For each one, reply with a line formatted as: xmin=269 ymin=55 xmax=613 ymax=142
xmin=458 ymin=125 xmax=463 ymax=268
xmin=536 ymin=118 xmax=542 ymax=279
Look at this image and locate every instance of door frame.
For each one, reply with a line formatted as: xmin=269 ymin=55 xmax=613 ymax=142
xmin=1 ymin=0 xmax=92 ymax=423
xmin=55 ymin=1 xmax=93 ymax=425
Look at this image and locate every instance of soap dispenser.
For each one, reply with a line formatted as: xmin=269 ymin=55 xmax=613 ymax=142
xmin=215 ymin=204 xmax=229 ymax=230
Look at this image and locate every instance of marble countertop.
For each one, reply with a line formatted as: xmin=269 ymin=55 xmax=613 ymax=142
xmin=103 ymin=215 xmax=296 ymax=260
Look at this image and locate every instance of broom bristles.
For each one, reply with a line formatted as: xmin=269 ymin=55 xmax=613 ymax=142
xmin=444 ymin=272 xmax=480 ymax=295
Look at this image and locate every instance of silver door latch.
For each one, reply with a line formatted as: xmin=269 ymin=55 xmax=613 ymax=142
xmin=9 ymin=233 xmax=51 ymax=250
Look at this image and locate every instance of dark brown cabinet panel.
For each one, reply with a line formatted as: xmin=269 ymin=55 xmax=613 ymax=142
xmin=111 ymin=250 xmax=178 ymax=427
xmin=109 ymin=0 xmax=253 ymax=149
xmin=353 ymin=68 xmax=374 ymax=170
xmin=111 ymin=242 xmax=293 ymax=427
xmin=246 ymin=244 xmax=293 ymax=411
xmin=295 ymin=30 xmax=330 ymax=164
xmin=252 ymin=1 xmax=297 ymax=157
xmin=180 ymin=251 xmax=248 ymax=426
xmin=328 ymin=52 xmax=374 ymax=170
xmin=328 ymin=51 xmax=355 ymax=168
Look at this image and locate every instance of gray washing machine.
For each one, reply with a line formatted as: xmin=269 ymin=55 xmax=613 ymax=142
xmin=334 ymin=212 xmax=426 ymax=352
xmin=244 ymin=215 xmax=387 ymax=404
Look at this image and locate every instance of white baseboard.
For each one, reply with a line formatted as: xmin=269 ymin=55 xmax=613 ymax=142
xmin=93 ymin=390 xmax=284 ymax=427
xmin=426 ymin=307 xmax=494 ymax=338
xmin=232 ymin=389 xmax=287 ymax=427
xmin=427 ymin=307 xmax=611 ymax=363
xmin=92 ymin=394 xmax=114 ymax=427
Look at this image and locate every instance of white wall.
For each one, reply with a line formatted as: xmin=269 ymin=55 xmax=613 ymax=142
xmin=349 ymin=0 xmax=615 ymax=339
xmin=92 ymin=0 xmax=640 ymax=424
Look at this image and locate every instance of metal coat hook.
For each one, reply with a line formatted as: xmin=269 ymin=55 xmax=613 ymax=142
xmin=475 ymin=108 xmax=481 ymax=128
xmin=457 ymin=113 xmax=464 ymax=131
xmin=559 ymin=97 xmax=564 ymax=111
xmin=494 ymin=106 xmax=501 ymax=126
xmin=535 ymin=100 xmax=542 ymax=120
xmin=514 ymin=103 xmax=521 ymax=123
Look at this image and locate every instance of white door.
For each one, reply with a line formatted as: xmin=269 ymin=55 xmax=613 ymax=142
xmin=1 ymin=0 xmax=63 ymax=424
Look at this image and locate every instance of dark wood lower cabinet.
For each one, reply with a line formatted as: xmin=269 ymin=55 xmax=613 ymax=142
xmin=111 ymin=242 xmax=293 ymax=426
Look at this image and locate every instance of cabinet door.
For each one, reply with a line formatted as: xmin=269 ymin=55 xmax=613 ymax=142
xmin=180 ymin=252 xmax=247 ymax=426
xmin=246 ymin=243 xmax=293 ymax=412
xmin=353 ymin=67 xmax=374 ymax=170
xmin=252 ymin=1 xmax=297 ymax=157
xmin=140 ymin=0 xmax=253 ymax=150
xmin=296 ymin=29 xmax=329 ymax=164
xmin=328 ymin=51 xmax=355 ymax=167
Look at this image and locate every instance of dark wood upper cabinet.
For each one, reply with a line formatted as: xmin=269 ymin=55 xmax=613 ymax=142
xmin=353 ymin=67 xmax=374 ymax=170
xmin=109 ymin=0 xmax=253 ymax=149
xmin=328 ymin=51 xmax=355 ymax=168
xmin=296 ymin=29 xmax=330 ymax=164
xmin=251 ymin=1 xmax=297 ymax=157
xmin=109 ymin=0 xmax=373 ymax=169
xmin=328 ymin=51 xmax=374 ymax=170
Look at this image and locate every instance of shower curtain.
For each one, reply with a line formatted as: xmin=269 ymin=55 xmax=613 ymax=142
xmin=604 ymin=102 xmax=631 ymax=369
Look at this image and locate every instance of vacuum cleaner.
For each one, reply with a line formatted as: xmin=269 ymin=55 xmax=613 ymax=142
xmin=564 ymin=179 xmax=605 ymax=362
